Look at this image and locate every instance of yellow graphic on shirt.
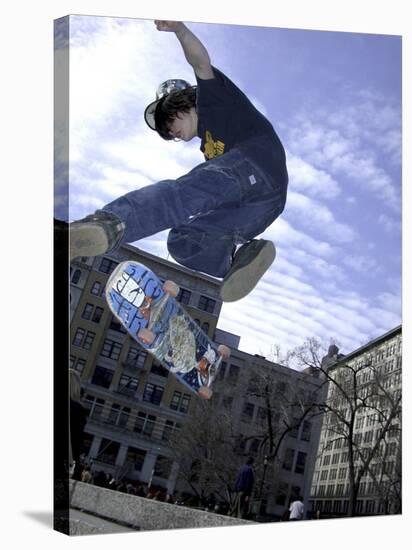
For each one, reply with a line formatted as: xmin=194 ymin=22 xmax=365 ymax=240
xmin=204 ymin=130 xmax=225 ymax=159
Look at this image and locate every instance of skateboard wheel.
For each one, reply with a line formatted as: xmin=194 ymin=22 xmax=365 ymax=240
xmin=163 ymin=280 xmax=180 ymax=298
xmin=138 ymin=328 xmax=155 ymax=345
xmin=198 ymin=386 xmax=213 ymax=400
xmin=217 ymin=345 xmax=231 ymax=360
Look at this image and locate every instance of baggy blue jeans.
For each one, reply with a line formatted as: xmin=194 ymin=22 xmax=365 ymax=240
xmin=102 ymin=142 xmax=287 ymax=278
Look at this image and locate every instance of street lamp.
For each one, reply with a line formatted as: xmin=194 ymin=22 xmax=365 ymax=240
xmin=260 ymin=455 xmax=268 ymax=498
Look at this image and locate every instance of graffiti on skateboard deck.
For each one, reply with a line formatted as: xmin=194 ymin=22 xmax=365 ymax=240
xmin=105 ymin=260 xmax=230 ymax=399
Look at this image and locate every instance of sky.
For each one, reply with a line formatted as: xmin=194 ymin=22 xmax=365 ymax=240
xmin=55 ymin=15 xmax=402 ymax=362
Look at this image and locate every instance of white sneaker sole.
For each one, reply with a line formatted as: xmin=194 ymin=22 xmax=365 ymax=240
xmin=69 ymin=223 xmax=109 ymax=261
xmin=220 ymin=241 xmax=276 ymax=302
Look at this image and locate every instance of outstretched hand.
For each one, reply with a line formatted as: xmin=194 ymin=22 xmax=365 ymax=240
xmin=154 ymin=20 xmax=185 ymax=33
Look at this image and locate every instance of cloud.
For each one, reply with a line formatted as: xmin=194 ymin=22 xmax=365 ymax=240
xmin=378 ymin=214 xmax=402 ymax=234
xmin=285 ymin=192 xmax=356 ymax=244
xmin=286 ymin=154 xmax=341 ymax=199
xmin=342 ymin=254 xmax=380 ymax=274
xmin=265 ymin=218 xmax=336 ymax=259
xmin=285 ymin=90 xmax=401 ymax=212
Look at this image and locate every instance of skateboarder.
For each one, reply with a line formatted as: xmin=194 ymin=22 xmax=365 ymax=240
xmin=69 ymin=20 xmax=288 ymax=302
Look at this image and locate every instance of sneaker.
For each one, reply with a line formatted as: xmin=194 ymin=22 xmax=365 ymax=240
xmin=69 ymin=211 xmax=125 ymax=261
xmin=220 ymin=239 xmax=276 ymax=302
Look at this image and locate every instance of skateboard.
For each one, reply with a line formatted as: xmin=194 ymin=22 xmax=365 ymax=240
xmin=105 ymin=260 xmax=230 ymax=399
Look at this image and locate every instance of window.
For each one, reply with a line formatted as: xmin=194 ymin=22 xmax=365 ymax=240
xmin=228 ymin=364 xmax=240 ymax=384
xmin=295 ymin=452 xmax=307 ymax=474
xmin=355 ymin=416 xmax=365 ymax=429
xmin=72 ymin=328 xmax=85 ymax=347
xmin=97 ymin=439 xmax=120 ymax=465
xmin=90 ymin=281 xmax=103 ymax=296
xmin=162 ymin=420 xmax=181 ymax=441
xmin=72 ymin=328 xmax=96 ymax=350
xmin=283 ymin=448 xmax=294 ymax=471
xmin=301 ymin=420 xmax=312 ymax=441
xmin=151 ymin=362 xmax=169 ymax=378
xmin=126 ymin=447 xmax=146 ymax=471
xmin=170 ymin=391 xmax=191 ymax=413
xmin=177 ymin=288 xmax=191 ymax=305
xmin=338 ymin=467 xmax=347 ymax=479
xmin=323 ymin=455 xmax=331 ymax=466
xmin=218 ymin=361 xmax=227 ymax=380
xmin=126 ymin=346 xmax=147 ymax=368
xmin=99 ymin=257 xmax=119 ymax=274
xmin=332 ymin=453 xmax=340 ymax=465
xmin=336 ymin=484 xmax=345 ymax=496
xmin=143 ymin=383 xmax=164 ymax=405
xmin=71 ymin=269 xmax=81 ymax=284
xmin=249 ymin=439 xmax=260 ymax=454
xmin=329 ymin=468 xmax=337 ymax=481
xmin=134 ymin=412 xmax=156 ymax=436
xmin=364 ymin=430 xmax=374 ymax=444
xmin=83 ymin=331 xmax=96 ymax=350
xmin=241 ymin=402 xmax=255 ymax=423
xmin=198 ymin=295 xmax=216 ymax=313
xmin=256 ymin=407 xmax=267 ymax=426
xmin=333 ymin=500 xmax=342 ymax=514
xmin=91 ymin=366 xmax=114 ymax=389
xmin=387 ymin=442 xmax=397 ymax=456
xmin=109 ymin=316 xmax=127 ymax=334
xmin=321 ymin=470 xmax=328 ymax=481
xmin=289 ymin=417 xmax=300 ymax=438
xmin=84 ymin=395 xmax=105 ymax=419
xmin=154 ymin=456 xmax=173 ymax=479
xmin=101 ymin=339 xmax=122 ymax=360
xmin=117 ymin=374 xmax=139 ymax=396
xmin=92 ymin=306 xmax=104 ymax=323
xmin=107 ymin=403 xmax=120 ymax=424
xmin=81 ymin=303 xmax=94 ymax=320
xmin=74 ymin=358 xmax=86 ymax=375
xmin=354 ymin=433 xmax=362 ymax=444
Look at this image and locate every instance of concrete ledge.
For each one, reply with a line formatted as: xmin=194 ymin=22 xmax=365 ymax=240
xmin=69 ymin=481 xmax=253 ymax=532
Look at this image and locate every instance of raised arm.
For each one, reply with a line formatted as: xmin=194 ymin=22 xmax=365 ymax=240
xmin=154 ymin=20 xmax=215 ymax=80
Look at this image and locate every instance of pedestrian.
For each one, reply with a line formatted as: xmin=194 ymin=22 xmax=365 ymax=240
xmin=81 ymin=465 xmax=93 ymax=484
xmin=68 ymin=19 xmax=288 ymax=303
xmin=289 ymin=495 xmax=304 ymax=521
xmin=230 ymin=457 xmax=255 ymax=518
xmin=69 ymin=369 xmax=88 ymax=481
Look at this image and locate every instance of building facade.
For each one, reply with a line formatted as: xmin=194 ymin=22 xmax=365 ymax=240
xmin=70 ymin=245 xmax=324 ymax=516
xmin=309 ymin=326 xmax=402 ymax=517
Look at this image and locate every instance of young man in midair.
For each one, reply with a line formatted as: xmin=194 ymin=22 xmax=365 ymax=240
xmin=70 ymin=20 xmax=288 ymax=302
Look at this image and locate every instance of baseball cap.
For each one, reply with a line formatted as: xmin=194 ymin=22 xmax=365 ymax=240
xmin=144 ymin=79 xmax=192 ymax=131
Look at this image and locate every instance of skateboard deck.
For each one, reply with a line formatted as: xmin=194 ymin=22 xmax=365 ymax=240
xmin=105 ymin=260 xmax=230 ymax=399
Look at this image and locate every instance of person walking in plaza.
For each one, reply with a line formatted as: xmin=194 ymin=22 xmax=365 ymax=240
xmin=230 ymin=457 xmax=255 ymax=518
xmin=68 ymin=20 xmax=288 ymax=302
xmin=69 ymin=369 xmax=88 ymax=481
xmin=289 ymin=495 xmax=305 ymax=521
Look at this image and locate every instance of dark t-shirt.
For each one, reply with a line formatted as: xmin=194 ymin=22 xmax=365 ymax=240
xmin=234 ymin=464 xmax=255 ymax=495
xmin=195 ymin=67 xmax=288 ymax=189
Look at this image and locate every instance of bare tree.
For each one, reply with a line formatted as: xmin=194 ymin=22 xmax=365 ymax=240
xmin=288 ymin=337 xmax=402 ymax=517
xmin=167 ymin=399 xmax=242 ymax=506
